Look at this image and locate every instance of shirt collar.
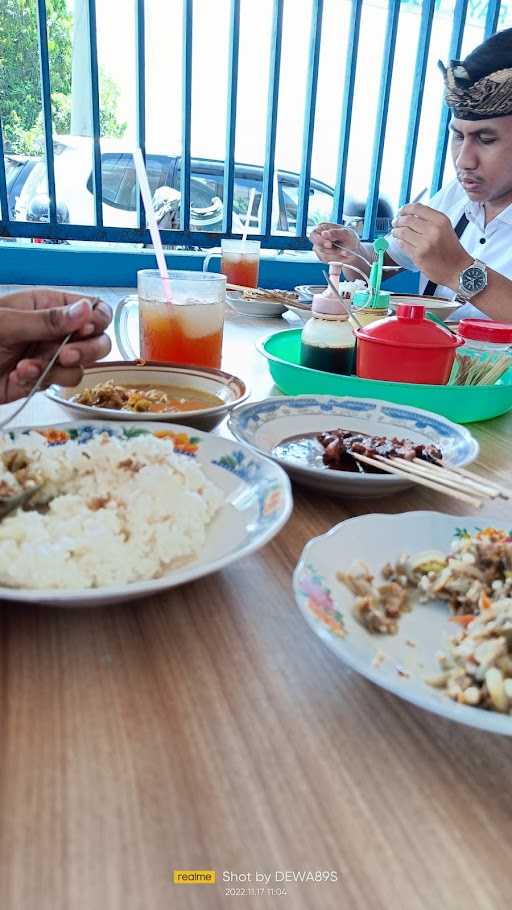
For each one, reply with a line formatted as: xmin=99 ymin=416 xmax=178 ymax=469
xmin=464 ymin=196 xmax=512 ymax=227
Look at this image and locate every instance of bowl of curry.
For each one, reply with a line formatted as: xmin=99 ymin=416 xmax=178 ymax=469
xmin=47 ymin=361 xmax=249 ymax=430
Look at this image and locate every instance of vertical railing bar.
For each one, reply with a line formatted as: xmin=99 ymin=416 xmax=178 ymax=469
xmin=430 ymin=0 xmax=468 ymax=196
xmin=297 ymin=0 xmax=324 ymax=239
xmin=181 ymin=0 xmax=193 ymax=232
xmin=0 ymin=117 xmax=9 ymax=224
xmin=363 ymin=0 xmax=401 ymax=239
xmin=222 ymin=0 xmax=240 ymax=235
xmin=135 ymin=0 xmax=146 ymax=232
xmin=332 ymin=0 xmax=362 ymax=225
xmin=484 ymin=0 xmax=501 ymax=38
xmin=399 ymin=0 xmax=436 ymax=207
xmin=36 ymin=0 xmax=57 ymax=224
xmin=87 ymin=0 xmax=104 ymax=228
xmin=261 ymin=0 xmax=284 ymax=238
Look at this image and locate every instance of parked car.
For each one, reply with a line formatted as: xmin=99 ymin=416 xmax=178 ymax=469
xmin=13 ymin=135 xmax=337 ymax=240
xmin=4 ymin=154 xmax=39 ymax=219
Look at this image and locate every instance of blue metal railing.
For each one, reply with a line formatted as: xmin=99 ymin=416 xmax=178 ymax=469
xmin=296 ymin=0 xmax=324 ymax=238
xmin=399 ymin=0 xmax=436 ymax=207
xmin=0 ymin=0 xmax=504 ymax=250
xmin=36 ymin=0 xmax=57 ymax=225
xmin=332 ymin=0 xmax=363 ymax=226
xmin=135 ymin=0 xmax=146 ymax=232
xmin=363 ymin=0 xmax=401 ymax=238
xmin=430 ymin=0 xmax=470 ymax=195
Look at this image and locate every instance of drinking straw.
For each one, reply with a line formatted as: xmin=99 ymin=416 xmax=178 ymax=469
xmin=241 ymin=187 xmax=256 ymax=250
xmin=322 ymin=270 xmax=363 ymax=330
xmin=369 ymin=236 xmax=388 ymax=308
xmin=133 ymin=148 xmax=172 ymax=301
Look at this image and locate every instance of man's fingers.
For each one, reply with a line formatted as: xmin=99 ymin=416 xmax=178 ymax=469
xmin=16 ymin=332 xmax=111 ymax=374
xmin=392 ymin=226 xmax=420 ymax=248
xmin=58 ymin=333 xmax=112 ymax=368
xmin=11 ymin=363 xmax=84 ymax=392
xmin=392 ymin=214 xmax=426 ymax=234
xmin=0 ymin=298 xmax=93 ymax=344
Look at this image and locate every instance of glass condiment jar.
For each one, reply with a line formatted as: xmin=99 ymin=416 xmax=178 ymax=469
xmin=458 ymin=319 xmax=512 ymax=358
xmin=300 ymin=262 xmax=356 ymax=375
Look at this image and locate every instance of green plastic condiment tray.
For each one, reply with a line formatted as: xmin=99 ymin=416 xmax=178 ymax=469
xmin=256 ymin=328 xmax=512 ymax=424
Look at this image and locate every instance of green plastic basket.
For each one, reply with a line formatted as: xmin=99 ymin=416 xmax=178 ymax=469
xmin=257 ymin=329 xmax=512 ymax=424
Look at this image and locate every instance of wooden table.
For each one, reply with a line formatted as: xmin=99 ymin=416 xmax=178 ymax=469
xmin=1 ymin=290 xmax=511 ymax=910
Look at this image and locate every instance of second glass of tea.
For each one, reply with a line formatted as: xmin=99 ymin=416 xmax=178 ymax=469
xmin=203 ymin=239 xmax=260 ymax=288
xmin=114 ymin=270 xmax=226 ymax=369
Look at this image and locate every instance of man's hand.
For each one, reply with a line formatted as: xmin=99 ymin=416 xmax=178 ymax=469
xmin=392 ymin=203 xmax=472 ymax=288
xmin=0 ymin=288 xmax=112 ymax=403
xmin=309 ymin=222 xmax=370 ymax=277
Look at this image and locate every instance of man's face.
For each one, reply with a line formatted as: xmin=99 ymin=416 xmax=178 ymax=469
xmin=450 ymin=115 xmax=512 ymax=205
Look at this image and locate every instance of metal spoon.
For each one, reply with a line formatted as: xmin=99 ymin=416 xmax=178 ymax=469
xmin=0 ymin=484 xmax=42 ymax=521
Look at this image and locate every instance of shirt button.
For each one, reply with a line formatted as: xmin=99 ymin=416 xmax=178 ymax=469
xmin=479 ymin=237 xmax=486 ymax=244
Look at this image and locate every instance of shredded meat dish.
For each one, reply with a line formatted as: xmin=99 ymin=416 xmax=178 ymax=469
xmin=337 ymin=528 xmax=512 ymax=714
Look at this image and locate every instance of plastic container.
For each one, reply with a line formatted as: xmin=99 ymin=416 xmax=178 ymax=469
xmin=256 ymin=328 xmax=512 ymax=424
xmin=351 ymin=287 xmax=390 ymax=327
xmin=300 ymin=262 xmax=356 ymax=374
xmin=355 ymin=303 xmax=463 ymax=385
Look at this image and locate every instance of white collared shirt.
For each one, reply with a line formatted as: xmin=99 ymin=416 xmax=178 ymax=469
xmin=386 ymin=178 xmax=512 ymax=320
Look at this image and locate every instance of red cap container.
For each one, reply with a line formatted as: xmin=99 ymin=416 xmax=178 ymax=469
xmin=355 ymin=303 xmax=463 ymax=385
xmin=458 ymin=319 xmax=512 ymax=345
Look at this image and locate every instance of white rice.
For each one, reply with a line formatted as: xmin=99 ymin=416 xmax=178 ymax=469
xmin=0 ymin=432 xmax=223 ymax=590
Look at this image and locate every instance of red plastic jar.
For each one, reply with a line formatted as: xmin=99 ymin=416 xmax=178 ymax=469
xmin=355 ymin=304 xmax=463 ymax=385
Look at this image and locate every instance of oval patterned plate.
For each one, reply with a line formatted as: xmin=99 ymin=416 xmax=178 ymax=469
xmin=294 ymin=511 xmax=512 ymax=736
xmin=0 ymin=421 xmax=292 ymax=607
xmin=228 ymin=395 xmax=478 ymax=498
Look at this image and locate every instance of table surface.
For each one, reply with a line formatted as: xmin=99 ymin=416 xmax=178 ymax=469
xmin=0 ymin=288 xmax=511 ymax=910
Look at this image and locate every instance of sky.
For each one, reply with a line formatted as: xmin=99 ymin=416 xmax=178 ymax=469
xmin=66 ymin=0 xmax=510 ymax=211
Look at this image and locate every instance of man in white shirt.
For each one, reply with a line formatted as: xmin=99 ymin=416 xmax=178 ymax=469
xmin=311 ymin=27 xmax=512 ymax=323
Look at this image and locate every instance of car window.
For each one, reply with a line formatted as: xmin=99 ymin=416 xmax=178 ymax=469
xmin=86 ymin=154 xmax=173 ymax=211
xmin=232 ymin=176 xmax=262 ymax=230
xmin=175 ymin=160 xmax=265 ymax=232
xmin=280 ymin=180 xmax=333 ymax=231
xmin=5 ymin=158 xmax=24 ymax=188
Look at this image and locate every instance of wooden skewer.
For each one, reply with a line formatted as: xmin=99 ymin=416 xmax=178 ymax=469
xmin=226 ymin=282 xmax=259 ymax=292
xmin=424 ymin=457 xmax=512 ymax=500
xmin=352 ymin=452 xmax=483 ymax=507
xmin=388 ymin=457 xmax=488 ymax=503
xmin=394 ymin=457 xmax=502 ymax=499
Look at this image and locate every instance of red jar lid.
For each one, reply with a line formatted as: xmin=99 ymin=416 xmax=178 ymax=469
xmin=458 ymin=319 xmax=512 ymax=344
xmin=356 ymin=305 xmax=461 ymax=349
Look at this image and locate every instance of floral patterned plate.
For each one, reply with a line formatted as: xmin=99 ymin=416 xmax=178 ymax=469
xmin=294 ymin=512 xmax=512 ymax=736
xmin=0 ymin=421 xmax=292 ymax=607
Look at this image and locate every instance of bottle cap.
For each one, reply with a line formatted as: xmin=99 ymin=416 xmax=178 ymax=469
xmin=312 ymin=262 xmax=354 ymax=316
xmin=458 ymin=319 xmax=512 ymax=344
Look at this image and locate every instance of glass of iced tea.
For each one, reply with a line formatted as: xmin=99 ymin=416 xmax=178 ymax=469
xmin=203 ymin=239 xmax=260 ymax=288
xmin=114 ymin=270 xmax=226 ymax=368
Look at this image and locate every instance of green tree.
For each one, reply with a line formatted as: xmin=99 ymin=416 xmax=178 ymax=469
xmin=0 ymin=0 xmax=126 ymax=154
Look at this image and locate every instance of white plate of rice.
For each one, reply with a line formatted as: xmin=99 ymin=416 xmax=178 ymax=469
xmin=0 ymin=421 xmax=292 ymax=607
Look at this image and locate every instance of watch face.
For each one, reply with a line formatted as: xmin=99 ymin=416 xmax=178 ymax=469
xmin=462 ymin=266 xmax=486 ymax=293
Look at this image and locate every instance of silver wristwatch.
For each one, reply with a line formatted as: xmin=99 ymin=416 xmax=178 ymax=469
xmin=457 ymin=259 xmax=488 ymax=300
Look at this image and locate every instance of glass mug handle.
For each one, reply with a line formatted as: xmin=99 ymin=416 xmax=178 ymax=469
xmin=202 ymin=249 xmax=221 ymax=273
xmin=114 ymin=294 xmax=139 ymax=360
